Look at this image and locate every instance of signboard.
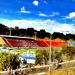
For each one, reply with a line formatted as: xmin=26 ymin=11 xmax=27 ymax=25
xmin=19 ymin=53 xmax=36 ymax=64
xmin=69 ymin=42 xmax=75 ymax=45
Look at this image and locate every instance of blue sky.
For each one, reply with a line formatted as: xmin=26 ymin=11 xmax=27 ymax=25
xmin=0 ymin=0 xmax=75 ymax=34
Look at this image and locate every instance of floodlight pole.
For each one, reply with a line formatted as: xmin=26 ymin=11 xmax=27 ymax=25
xmin=49 ymin=34 xmax=52 ymax=63
xmin=34 ymin=32 xmax=37 ymax=40
xmin=9 ymin=27 xmax=12 ymax=36
xmin=49 ymin=34 xmax=52 ymax=73
xmin=10 ymin=30 xmax=11 ymax=36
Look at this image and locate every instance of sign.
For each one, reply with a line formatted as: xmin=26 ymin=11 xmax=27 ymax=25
xmin=19 ymin=53 xmax=36 ymax=64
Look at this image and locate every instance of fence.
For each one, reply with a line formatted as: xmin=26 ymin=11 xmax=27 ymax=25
xmin=1 ymin=60 xmax=75 ymax=75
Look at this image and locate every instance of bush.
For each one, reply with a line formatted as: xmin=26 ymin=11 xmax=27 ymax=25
xmin=0 ymin=52 xmax=20 ymax=71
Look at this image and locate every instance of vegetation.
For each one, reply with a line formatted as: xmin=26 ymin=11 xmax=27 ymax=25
xmin=36 ymin=48 xmax=49 ymax=64
xmin=10 ymin=48 xmax=49 ymax=65
xmin=0 ymin=45 xmax=75 ymax=71
xmin=10 ymin=48 xmax=38 ymax=54
xmin=1 ymin=23 xmax=75 ymax=40
xmin=0 ymin=23 xmax=50 ymax=39
xmin=1 ymin=45 xmax=75 ymax=71
xmin=33 ymin=46 xmax=75 ymax=64
xmin=0 ymin=52 xmax=20 ymax=71
xmin=62 ymin=46 xmax=75 ymax=60
xmin=37 ymin=67 xmax=75 ymax=75
xmin=9 ymin=46 xmax=75 ymax=65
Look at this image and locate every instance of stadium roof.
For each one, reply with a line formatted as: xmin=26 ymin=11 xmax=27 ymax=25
xmin=0 ymin=35 xmax=34 ymax=40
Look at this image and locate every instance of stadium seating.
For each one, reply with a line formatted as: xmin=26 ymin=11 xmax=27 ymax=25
xmin=36 ymin=40 xmax=67 ymax=47
xmin=2 ymin=36 xmax=68 ymax=48
xmin=3 ymin=38 xmax=38 ymax=47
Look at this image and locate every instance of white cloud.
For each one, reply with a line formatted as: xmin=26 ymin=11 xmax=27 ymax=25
xmin=52 ymin=23 xmax=74 ymax=34
xmin=38 ymin=12 xmax=59 ymax=17
xmin=0 ymin=19 xmax=52 ymax=31
xmin=0 ymin=19 xmax=75 ymax=34
xmin=38 ymin=12 xmax=48 ymax=17
xmin=49 ymin=12 xmax=60 ymax=17
xmin=66 ymin=12 xmax=75 ymax=19
xmin=18 ymin=6 xmax=31 ymax=14
xmin=32 ymin=0 xmax=39 ymax=6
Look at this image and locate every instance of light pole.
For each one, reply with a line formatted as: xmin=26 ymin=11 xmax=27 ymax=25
xmin=34 ymin=32 xmax=37 ymax=40
xmin=49 ymin=34 xmax=52 ymax=64
xmin=9 ymin=27 xmax=12 ymax=36
xmin=49 ymin=34 xmax=52 ymax=74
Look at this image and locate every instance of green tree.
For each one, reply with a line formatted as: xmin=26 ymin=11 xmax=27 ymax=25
xmin=0 ymin=23 xmax=9 ymax=35
xmin=35 ymin=49 xmax=49 ymax=65
xmin=0 ymin=52 xmax=20 ymax=71
xmin=62 ymin=46 xmax=75 ymax=60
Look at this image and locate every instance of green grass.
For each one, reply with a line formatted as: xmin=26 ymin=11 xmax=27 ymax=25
xmin=10 ymin=48 xmax=38 ymax=55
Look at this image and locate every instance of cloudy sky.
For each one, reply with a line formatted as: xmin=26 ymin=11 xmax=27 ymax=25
xmin=0 ymin=0 xmax=75 ymax=34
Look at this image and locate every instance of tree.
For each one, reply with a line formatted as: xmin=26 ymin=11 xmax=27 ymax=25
xmin=62 ymin=46 xmax=75 ymax=60
xmin=0 ymin=52 xmax=20 ymax=71
xmin=36 ymin=49 xmax=49 ymax=64
xmin=19 ymin=29 xmax=26 ymax=36
xmin=26 ymin=28 xmax=35 ymax=37
xmin=37 ymin=29 xmax=46 ymax=38
xmin=52 ymin=32 xmax=65 ymax=40
xmin=0 ymin=23 xmax=9 ymax=35
xmin=14 ymin=26 xmax=19 ymax=36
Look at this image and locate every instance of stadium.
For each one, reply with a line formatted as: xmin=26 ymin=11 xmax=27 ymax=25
xmin=1 ymin=0 xmax=75 ymax=74
xmin=0 ymin=35 xmax=68 ymax=64
xmin=1 ymin=35 xmax=75 ymax=75
xmin=0 ymin=35 xmax=68 ymax=48
xmin=0 ymin=35 xmax=68 ymax=63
